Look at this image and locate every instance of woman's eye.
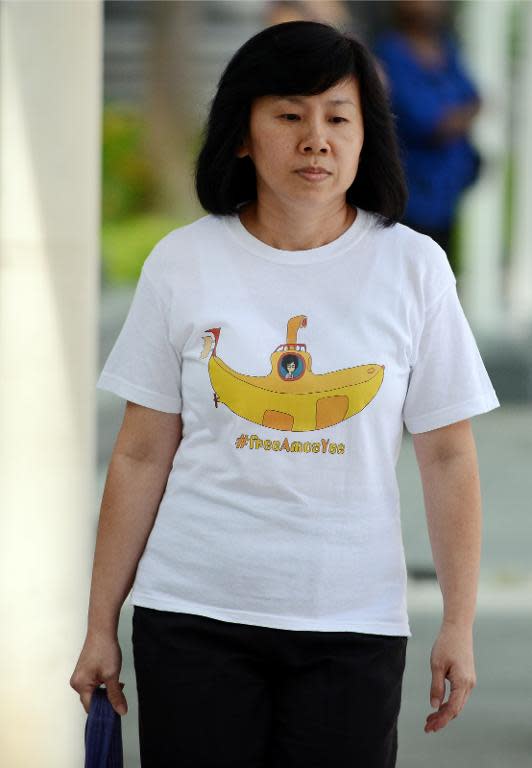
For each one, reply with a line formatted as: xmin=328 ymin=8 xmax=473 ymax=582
xmin=280 ymin=114 xmax=347 ymax=123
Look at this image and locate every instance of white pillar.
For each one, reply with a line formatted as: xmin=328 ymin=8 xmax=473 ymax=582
xmin=507 ymin=1 xmax=532 ymax=335
xmin=0 ymin=2 xmax=102 ymax=765
xmin=456 ymin=0 xmax=511 ymax=335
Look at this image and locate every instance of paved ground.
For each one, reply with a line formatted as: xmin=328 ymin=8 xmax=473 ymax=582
xmin=96 ymin=285 xmax=532 ymax=767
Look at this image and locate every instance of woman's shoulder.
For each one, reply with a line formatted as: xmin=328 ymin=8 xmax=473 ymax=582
xmin=150 ymin=213 xmax=222 ymax=253
xmin=141 ymin=214 xmax=224 ymax=277
xmin=370 ymin=218 xmax=456 ymax=301
xmin=368 ymin=215 xmax=439 ymax=252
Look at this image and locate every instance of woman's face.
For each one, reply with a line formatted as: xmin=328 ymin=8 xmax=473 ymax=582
xmin=236 ymin=76 xmax=364 ymax=213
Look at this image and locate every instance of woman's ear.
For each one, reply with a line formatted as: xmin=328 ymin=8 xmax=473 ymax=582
xmin=236 ymin=139 xmax=249 ymax=159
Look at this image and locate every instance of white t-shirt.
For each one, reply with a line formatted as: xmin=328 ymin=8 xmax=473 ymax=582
xmin=96 ymin=207 xmax=500 ymax=636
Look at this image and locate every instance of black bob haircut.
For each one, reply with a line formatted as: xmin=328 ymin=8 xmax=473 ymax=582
xmin=194 ymin=20 xmax=408 ymax=228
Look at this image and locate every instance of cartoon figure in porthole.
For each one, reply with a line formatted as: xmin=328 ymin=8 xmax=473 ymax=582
xmin=280 ymin=354 xmax=300 ymax=380
xmin=200 ymin=314 xmax=385 ymax=432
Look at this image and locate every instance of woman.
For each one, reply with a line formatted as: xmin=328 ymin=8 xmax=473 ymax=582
xmin=70 ymin=21 xmax=500 ymax=768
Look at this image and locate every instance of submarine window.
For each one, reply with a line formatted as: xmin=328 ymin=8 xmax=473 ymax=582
xmin=279 ymin=353 xmax=305 ymax=381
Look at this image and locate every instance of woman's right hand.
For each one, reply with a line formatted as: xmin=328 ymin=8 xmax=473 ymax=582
xmin=69 ymin=631 xmax=128 ymax=716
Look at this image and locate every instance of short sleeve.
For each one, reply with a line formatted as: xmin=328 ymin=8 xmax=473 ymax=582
xmin=403 ymin=283 xmax=500 ymax=434
xmin=96 ymin=267 xmax=182 ymax=413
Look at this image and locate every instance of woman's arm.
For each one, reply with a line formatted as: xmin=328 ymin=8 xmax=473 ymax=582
xmin=412 ymin=418 xmax=481 ymax=627
xmin=87 ymin=403 xmax=183 ymax=639
xmin=412 ymin=419 xmax=480 ymax=734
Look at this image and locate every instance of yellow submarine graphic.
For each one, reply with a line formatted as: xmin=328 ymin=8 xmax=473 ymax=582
xmin=200 ymin=315 xmax=384 ymax=432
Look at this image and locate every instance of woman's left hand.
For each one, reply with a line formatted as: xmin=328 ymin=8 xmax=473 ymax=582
xmin=424 ymin=620 xmax=477 ymax=733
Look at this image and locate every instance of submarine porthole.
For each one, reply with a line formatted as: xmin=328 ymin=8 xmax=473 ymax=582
xmin=278 ymin=352 xmax=306 ymax=381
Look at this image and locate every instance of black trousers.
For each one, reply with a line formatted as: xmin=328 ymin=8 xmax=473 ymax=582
xmin=132 ymin=606 xmax=408 ymax=768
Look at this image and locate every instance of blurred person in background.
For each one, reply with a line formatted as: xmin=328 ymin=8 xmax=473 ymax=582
xmin=70 ymin=19 xmax=499 ymax=768
xmin=373 ymin=0 xmax=482 ymax=276
xmin=265 ymin=0 xmax=352 ymax=28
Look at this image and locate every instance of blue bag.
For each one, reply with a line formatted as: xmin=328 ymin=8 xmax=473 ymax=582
xmin=84 ymin=685 xmax=124 ymax=768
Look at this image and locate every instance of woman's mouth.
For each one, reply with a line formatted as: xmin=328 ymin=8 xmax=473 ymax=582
xmin=296 ymin=170 xmax=331 ymax=182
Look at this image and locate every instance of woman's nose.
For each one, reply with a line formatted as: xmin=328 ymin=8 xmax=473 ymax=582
xmin=299 ymin=135 xmax=330 ymax=154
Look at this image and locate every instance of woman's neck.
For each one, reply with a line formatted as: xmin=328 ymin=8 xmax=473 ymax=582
xmin=238 ymin=202 xmax=357 ymax=251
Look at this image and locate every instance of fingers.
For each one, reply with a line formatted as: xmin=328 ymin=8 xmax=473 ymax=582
xmin=425 ymin=625 xmax=477 ymax=733
xmin=425 ymin=680 xmax=472 ymax=733
xmin=80 ymin=688 xmax=93 ymax=715
xmin=69 ymin=635 xmax=126 ymax=716
xmin=430 ymin=669 xmax=445 ymax=710
xmin=103 ymin=679 xmax=128 ymax=716
xmin=77 ymin=681 xmax=127 ymax=716
xmin=70 ymin=674 xmax=94 ymax=715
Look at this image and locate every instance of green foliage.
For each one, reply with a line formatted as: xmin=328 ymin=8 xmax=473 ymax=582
xmin=102 ymin=214 xmax=184 ymax=284
xmin=100 ymin=106 xmax=205 ymax=283
xmin=102 ymin=106 xmax=158 ymax=221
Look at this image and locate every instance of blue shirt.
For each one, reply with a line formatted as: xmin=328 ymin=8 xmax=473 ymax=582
xmin=373 ymin=31 xmax=481 ymax=229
